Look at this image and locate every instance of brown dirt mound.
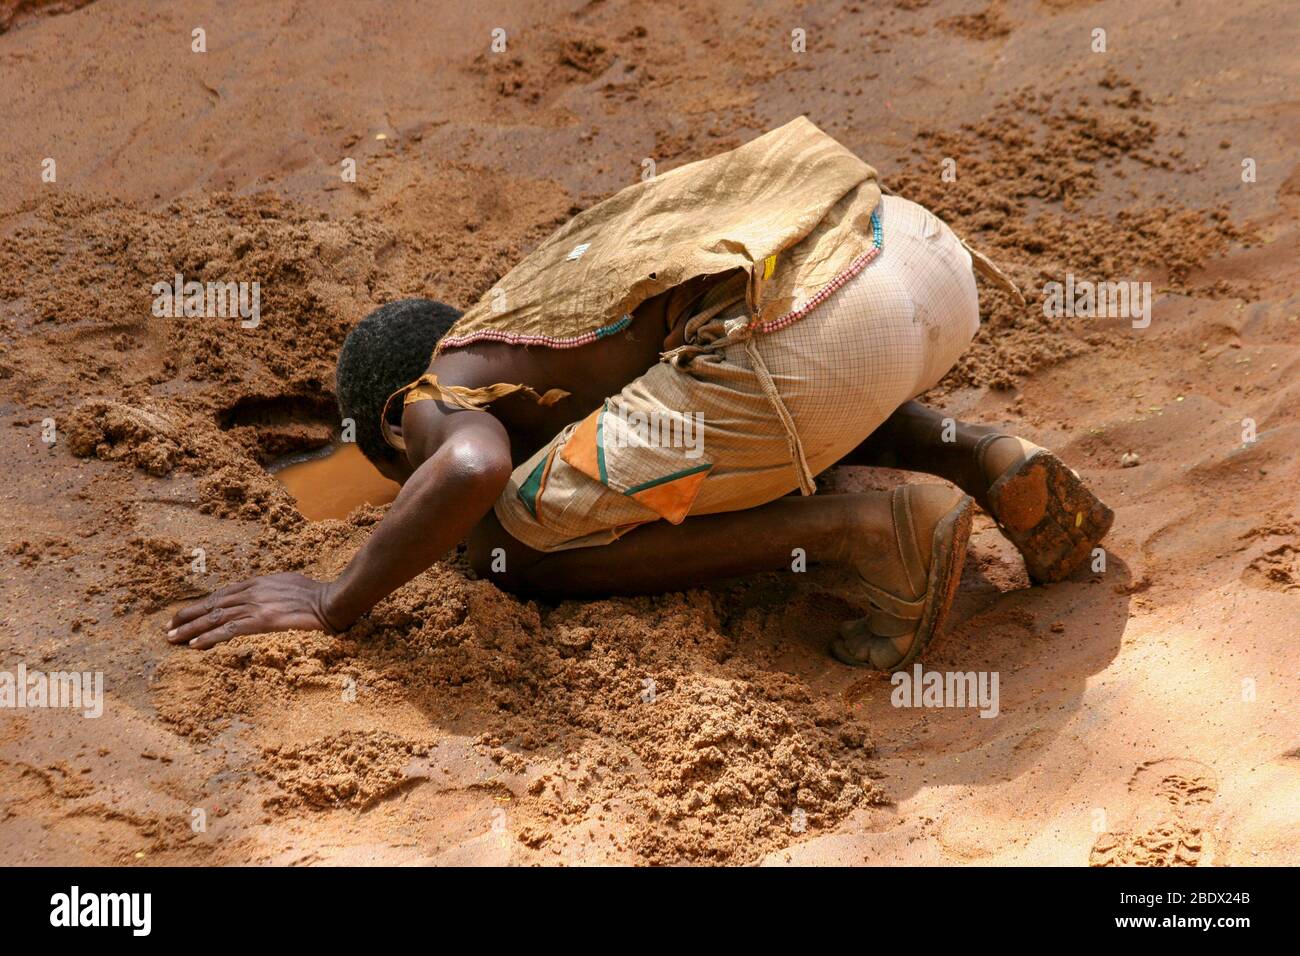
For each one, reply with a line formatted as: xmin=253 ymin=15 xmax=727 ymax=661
xmin=260 ymin=731 xmax=435 ymax=811
xmin=155 ymin=562 xmax=882 ymax=863
xmin=65 ymin=400 xmax=188 ymax=476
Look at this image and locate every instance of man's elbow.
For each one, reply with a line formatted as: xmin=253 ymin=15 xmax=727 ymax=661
xmin=441 ymin=438 xmax=513 ymax=502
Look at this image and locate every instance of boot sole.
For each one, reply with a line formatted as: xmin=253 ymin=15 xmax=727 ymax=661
xmin=987 ymin=450 xmax=1115 ymax=584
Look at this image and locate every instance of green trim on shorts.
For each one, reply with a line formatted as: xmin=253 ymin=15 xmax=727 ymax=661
xmin=517 ymin=453 xmax=549 ymax=517
xmin=623 ymin=462 xmax=712 ymax=495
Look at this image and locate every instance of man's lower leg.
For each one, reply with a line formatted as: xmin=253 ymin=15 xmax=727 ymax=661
xmin=845 ymin=400 xmax=1021 ymax=508
xmin=471 ymin=492 xmax=892 ymax=600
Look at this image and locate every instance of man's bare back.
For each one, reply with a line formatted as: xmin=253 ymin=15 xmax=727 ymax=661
xmin=420 ymin=306 xmax=667 ymax=466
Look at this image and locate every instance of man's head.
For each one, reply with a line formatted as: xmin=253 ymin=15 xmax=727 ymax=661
xmin=336 ymin=298 xmax=462 ymax=479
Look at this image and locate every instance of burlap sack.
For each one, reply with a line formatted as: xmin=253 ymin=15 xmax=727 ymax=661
xmin=438 ymin=115 xmax=882 ymax=352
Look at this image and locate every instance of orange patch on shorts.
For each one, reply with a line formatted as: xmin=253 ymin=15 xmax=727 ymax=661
xmin=560 ymin=406 xmax=604 ymax=483
xmin=627 ymin=465 xmax=711 ymax=524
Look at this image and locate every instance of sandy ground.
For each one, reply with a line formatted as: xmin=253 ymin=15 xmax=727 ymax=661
xmin=0 ymin=0 xmax=1297 ymax=865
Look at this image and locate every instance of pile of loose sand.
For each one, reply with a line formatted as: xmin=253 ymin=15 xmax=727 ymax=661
xmin=260 ymin=730 xmax=436 ymax=811
xmin=153 ymin=541 xmax=882 ymax=862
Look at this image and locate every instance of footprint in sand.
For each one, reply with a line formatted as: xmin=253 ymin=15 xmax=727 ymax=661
xmin=1242 ymin=542 xmax=1300 ymax=592
xmin=1089 ymin=758 xmax=1218 ymax=867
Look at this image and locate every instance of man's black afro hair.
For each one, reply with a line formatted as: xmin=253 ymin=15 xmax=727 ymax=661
xmin=335 ymin=298 xmax=462 ymax=465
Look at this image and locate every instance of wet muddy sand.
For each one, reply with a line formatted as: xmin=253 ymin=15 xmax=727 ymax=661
xmin=0 ymin=0 xmax=1297 ymax=865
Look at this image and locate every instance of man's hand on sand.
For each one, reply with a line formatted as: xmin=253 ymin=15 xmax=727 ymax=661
xmin=167 ymin=572 xmax=337 ymax=649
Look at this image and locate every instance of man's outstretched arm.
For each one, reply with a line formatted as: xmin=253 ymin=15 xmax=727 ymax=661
xmin=167 ymin=407 xmax=512 ymax=649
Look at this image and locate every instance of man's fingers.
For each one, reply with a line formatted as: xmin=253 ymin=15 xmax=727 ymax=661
xmin=169 ymin=581 xmax=255 ymax=630
xmin=167 ymin=605 xmax=250 ymax=645
xmin=169 ymin=597 xmax=226 ymax=631
xmin=188 ymin=617 xmax=265 ymax=651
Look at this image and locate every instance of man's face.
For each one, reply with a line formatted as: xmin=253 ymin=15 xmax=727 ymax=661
xmin=374 ymin=454 xmax=414 ymax=486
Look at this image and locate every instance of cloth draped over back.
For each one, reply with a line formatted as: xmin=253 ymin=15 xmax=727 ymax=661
xmin=436 ymin=115 xmax=885 ymax=353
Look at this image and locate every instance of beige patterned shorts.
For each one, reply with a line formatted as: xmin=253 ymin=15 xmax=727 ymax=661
xmin=494 ymin=194 xmax=980 ymax=552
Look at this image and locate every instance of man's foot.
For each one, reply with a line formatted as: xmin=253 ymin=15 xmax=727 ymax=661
xmin=973 ymin=434 xmax=1115 ymax=583
xmin=830 ymin=484 xmax=973 ymax=671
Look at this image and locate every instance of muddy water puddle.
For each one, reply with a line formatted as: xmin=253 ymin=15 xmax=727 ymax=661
xmin=273 ymin=443 xmax=398 ymax=521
